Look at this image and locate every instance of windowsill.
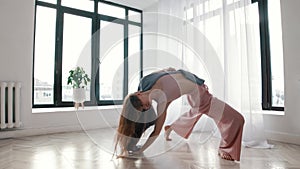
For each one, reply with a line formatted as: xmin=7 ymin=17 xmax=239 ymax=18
xmin=32 ymin=105 xmax=123 ymax=114
xmin=32 ymin=105 xmax=284 ymax=115
xmin=262 ymin=110 xmax=285 ymax=116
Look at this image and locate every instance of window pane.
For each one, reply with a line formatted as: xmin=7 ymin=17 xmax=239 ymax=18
xmin=128 ymin=25 xmax=141 ymax=93
xmin=98 ymin=2 xmax=125 ymax=19
xmin=128 ymin=10 xmax=141 ymax=23
xmin=99 ymin=21 xmax=124 ymax=100
xmin=62 ymin=14 xmax=92 ymax=102
xmin=268 ymin=0 xmax=284 ymax=107
xmin=186 ymin=6 xmax=193 ymax=20
xmin=61 ymin=0 xmax=94 ymax=12
xmin=208 ymin=0 xmax=222 ymax=11
xmin=196 ymin=3 xmax=203 ymax=16
xmin=227 ymin=0 xmax=234 ymax=5
xmin=34 ymin=6 xmax=56 ymax=105
xmin=204 ymin=15 xmax=222 ymax=67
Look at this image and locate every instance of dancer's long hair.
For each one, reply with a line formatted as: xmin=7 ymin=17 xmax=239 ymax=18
xmin=114 ymin=93 xmax=156 ymax=157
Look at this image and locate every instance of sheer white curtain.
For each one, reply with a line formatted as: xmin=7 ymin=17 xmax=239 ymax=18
xmin=155 ymin=0 xmax=273 ymax=148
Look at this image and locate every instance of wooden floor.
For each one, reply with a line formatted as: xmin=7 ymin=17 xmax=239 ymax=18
xmin=1 ymin=128 xmax=300 ymax=169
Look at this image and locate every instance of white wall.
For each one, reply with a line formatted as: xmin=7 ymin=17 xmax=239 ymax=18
xmin=263 ymin=0 xmax=300 ymax=144
xmin=0 ymin=0 xmax=35 ymax=134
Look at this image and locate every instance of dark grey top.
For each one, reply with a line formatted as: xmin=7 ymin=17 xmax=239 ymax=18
xmin=138 ymin=69 xmax=205 ymax=91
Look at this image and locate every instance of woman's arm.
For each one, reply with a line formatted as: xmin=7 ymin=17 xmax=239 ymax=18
xmin=137 ymin=102 xmax=170 ymax=153
xmin=137 ymin=111 xmax=166 ymax=153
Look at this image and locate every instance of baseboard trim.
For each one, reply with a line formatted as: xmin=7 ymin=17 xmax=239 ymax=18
xmin=0 ymin=125 xmax=85 ymax=139
xmin=265 ymin=130 xmax=300 ymax=145
xmin=0 ymin=123 xmax=118 ymax=139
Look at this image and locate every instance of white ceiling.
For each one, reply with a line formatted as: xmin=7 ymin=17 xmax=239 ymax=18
xmin=106 ymin=0 xmax=158 ymax=10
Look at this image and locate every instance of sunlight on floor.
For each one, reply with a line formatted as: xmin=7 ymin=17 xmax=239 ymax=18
xmin=0 ymin=129 xmax=300 ymax=169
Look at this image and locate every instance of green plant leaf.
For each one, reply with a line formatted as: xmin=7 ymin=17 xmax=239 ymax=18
xmin=67 ymin=66 xmax=90 ymax=89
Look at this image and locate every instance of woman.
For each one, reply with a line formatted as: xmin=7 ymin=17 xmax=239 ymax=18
xmin=115 ymin=68 xmax=245 ymax=161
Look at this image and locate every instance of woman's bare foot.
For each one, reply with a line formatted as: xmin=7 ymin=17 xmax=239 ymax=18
xmin=164 ymin=126 xmax=172 ymax=141
xmin=218 ymin=151 xmax=234 ymax=161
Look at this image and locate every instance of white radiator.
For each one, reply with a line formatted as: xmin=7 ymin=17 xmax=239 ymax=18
xmin=0 ymin=82 xmax=21 ymax=129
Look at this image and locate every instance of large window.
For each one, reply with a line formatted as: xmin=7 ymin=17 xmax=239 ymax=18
xmin=33 ymin=0 xmax=143 ymax=108
xmin=184 ymin=0 xmax=284 ymax=111
xmin=253 ymin=0 xmax=284 ymax=111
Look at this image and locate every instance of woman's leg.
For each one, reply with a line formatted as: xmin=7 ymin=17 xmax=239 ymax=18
xmin=201 ymin=96 xmax=244 ymax=161
xmin=214 ymin=101 xmax=244 ymax=161
xmin=165 ymin=107 xmax=204 ymax=139
xmin=165 ymin=85 xmax=212 ymax=139
xmin=166 ymin=84 xmax=244 ymax=161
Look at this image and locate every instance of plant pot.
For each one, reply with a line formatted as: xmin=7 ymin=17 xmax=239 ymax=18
xmin=73 ymin=88 xmax=86 ymax=103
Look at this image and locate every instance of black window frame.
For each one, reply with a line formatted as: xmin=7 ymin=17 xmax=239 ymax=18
xmin=33 ymin=0 xmax=143 ymax=108
xmin=252 ymin=0 xmax=284 ymax=111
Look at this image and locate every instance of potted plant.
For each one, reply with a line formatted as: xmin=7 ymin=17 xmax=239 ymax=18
xmin=67 ymin=66 xmax=90 ymax=109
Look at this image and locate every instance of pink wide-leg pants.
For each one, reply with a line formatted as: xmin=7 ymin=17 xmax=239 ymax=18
xmin=169 ymin=84 xmax=245 ymax=161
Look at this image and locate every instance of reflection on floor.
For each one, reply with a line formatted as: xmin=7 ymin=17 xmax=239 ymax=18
xmin=0 ymin=128 xmax=300 ymax=169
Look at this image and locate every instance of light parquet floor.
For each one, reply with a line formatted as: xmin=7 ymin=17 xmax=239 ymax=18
xmin=0 ymin=128 xmax=300 ymax=169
